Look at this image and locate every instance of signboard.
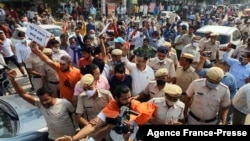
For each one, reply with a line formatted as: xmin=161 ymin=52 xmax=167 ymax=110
xmin=132 ymin=0 xmax=138 ymax=4
xmin=149 ymin=2 xmax=156 ymax=13
xmin=107 ymin=3 xmax=116 ymax=15
xmin=26 ymin=23 xmax=51 ymax=47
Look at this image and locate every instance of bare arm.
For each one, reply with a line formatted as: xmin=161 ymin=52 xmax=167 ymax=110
xmin=76 ymin=113 xmax=89 ymax=127
xmin=55 ymin=117 xmax=104 ymax=141
xmin=196 ymin=56 xmax=207 ymax=71
xmin=7 ymin=70 xmax=36 ymax=105
xmin=91 ymin=124 xmax=114 ymax=141
xmin=220 ymin=106 xmax=229 ymax=125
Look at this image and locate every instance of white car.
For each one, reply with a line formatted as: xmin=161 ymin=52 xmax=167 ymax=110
xmin=0 ymin=94 xmax=48 ymax=141
xmin=160 ymin=11 xmax=180 ymax=24
xmin=195 ymin=25 xmax=243 ymax=58
xmin=11 ymin=24 xmax=63 ymax=46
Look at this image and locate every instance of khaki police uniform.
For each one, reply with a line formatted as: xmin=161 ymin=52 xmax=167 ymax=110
xmin=147 ymin=57 xmax=176 ymax=78
xmin=43 ymin=48 xmax=59 ymax=98
xmin=76 ymin=89 xmax=113 ymax=121
xmin=149 ymin=98 xmax=184 ymax=124
xmin=200 ymin=33 xmax=220 ymax=61
xmin=176 ymin=67 xmax=199 ymax=99
xmin=148 ymin=84 xmax=185 ymax=124
xmin=143 ymin=81 xmax=167 ymax=99
xmin=24 ymin=52 xmax=45 ymax=92
xmin=176 ymin=53 xmax=200 ymax=102
xmin=186 ymin=79 xmax=230 ymax=125
xmin=186 ymin=67 xmax=230 ymax=125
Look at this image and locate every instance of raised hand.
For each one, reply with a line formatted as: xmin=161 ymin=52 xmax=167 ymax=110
xmin=7 ymin=69 xmax=17 ymax=81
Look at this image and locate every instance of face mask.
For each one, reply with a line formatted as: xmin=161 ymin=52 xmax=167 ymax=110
xmin=85 ymin=89 xmax=96 ymax=97
xmin=156 ymin=79 xmax=166 ymax=86
xmin=192 ymin=42 xmax=199 ymax=48
xmin=89 ymin=34 xmax=95 ymax=38
xmin=113 ymin=61 xmax=120 ymax=65
xmin=152 ymin=38 xmax=157 ymax=42
xmin=156 ymin=57 xmax=164 ymax=63
xmin=239 ymin=56 xmax=243 ymax=62
xmin=52 ymin=48 xmax=60 ymax=53
xmin=165 ymin=98 xmax=176 ymax=106
xmin=206 ymin=80 xmax=219 ymax=89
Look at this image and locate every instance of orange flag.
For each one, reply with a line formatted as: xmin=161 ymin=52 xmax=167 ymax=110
xmin=102 ymin=100 xmax=156 ymax=125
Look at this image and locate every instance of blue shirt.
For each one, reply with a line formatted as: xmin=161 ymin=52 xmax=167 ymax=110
xmin=196 ymin=69 xmax=237 ymax=99
xmin=223 ymin=52 xmax=250 ymax=89
xmin=108 ymin=74 xmax=132 ymax=95
xmin=90 ymin=7 xmax=96 ymax=15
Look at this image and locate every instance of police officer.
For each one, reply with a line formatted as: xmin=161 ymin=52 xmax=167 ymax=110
xmin=184 ymin=67 xmax=230 ymax=125
xmin=147 ymin=46 xmax=176 ymax=83
xmin=200 ymin=32 xmax=220 ymax=64
xmin=107 ymin=49 xmax=123 ymax=76
xmin=148 ymin=84 xmax=185 ymax=125
xmin=42 ymin=48 xmax=59 ymax=98
xmin=24 ymin=41 xmax=45 ymax=92
xmin=76 ymin=74 xmax=114 ymax=127
xmin=134 ymin=68 xmax=169 ymax=101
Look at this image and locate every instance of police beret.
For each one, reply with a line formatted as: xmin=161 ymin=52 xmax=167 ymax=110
xmin=155 ymin=68 xmax=169 ymax=77
xmin=162 ymin=41 xmax=172 ymax=47
xmin=157 ymin=46 xmax=169 ymax=54
xmin=182 ymin=53 xmax=194 ymax=60
xmin=206 ymin=67 xmax=224 ymax=81
xmin=111 ymin=49 xmax=122 ymax=56
xmin=80 ymin=74 xmax=95 ymax=88
xmin=164 ymin=84 xmax=182 ymax=97
xmin=210 ymin=32 xmax=219 ymax=37
xmin=192 ymin=36 xmax=202 ymax=42
xmin=42 ymin=48 xmax=52 ymax=55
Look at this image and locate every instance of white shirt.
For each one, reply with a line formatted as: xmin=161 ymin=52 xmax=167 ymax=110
xmin=128 ymin=31 xmax=141 ymax=46
xmin=15 ymin=41 xmax=31 ymax=63
xmin=148 ymin=97 xmax=184 ymax=124
xmin=122 ymin=56 xmax=155 ymax=96
xmin=0 ymin=38 xmax=14 ymax=57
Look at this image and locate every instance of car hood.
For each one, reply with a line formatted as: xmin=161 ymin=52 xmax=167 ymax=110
xmin=0 ymin=94 xmax=47 ymax=139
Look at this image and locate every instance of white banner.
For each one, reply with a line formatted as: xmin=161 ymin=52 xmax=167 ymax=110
xmin=26 ymin=23 xmax=51 ymax=47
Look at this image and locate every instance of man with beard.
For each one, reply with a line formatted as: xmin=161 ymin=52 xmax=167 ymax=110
xmin=7 ymin=69 xmax=76 ymax=141
xmin=31 ymin=43 xmax=82 ymax=102
xmin=134 ymin=68 xmax=170 ymax=102
xmin=55 ymin=85 xmax=156 ymax=141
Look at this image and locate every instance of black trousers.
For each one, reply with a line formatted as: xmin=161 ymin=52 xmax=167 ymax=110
xmin=4 ymin=55 xmax=23 ymax=74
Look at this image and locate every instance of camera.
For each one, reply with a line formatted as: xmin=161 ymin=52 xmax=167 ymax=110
xmin=202 ymin=51 xmax=212 ymax=57
xmin=106 ymin=106 xmax=139 ymax=134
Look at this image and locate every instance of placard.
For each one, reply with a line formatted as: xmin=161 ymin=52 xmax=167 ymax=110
xmin=26 ymin=23 xmax=51 ymax=47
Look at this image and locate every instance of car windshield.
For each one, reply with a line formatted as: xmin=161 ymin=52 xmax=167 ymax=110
xmin=195 ymin=32 xmax=230 ymax=44
xmin=161 ymin=13 xmax=167 ymax=16
xmin=0 ymin=102 xmax=18 ymax=138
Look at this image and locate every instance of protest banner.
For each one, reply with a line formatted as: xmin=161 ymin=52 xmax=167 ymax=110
xmin=26 ymin=23 xmax=52 ymax=47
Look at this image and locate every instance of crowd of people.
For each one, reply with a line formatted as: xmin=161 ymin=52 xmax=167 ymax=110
xmin=1 ymin=2 xmax=250 ymax=141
